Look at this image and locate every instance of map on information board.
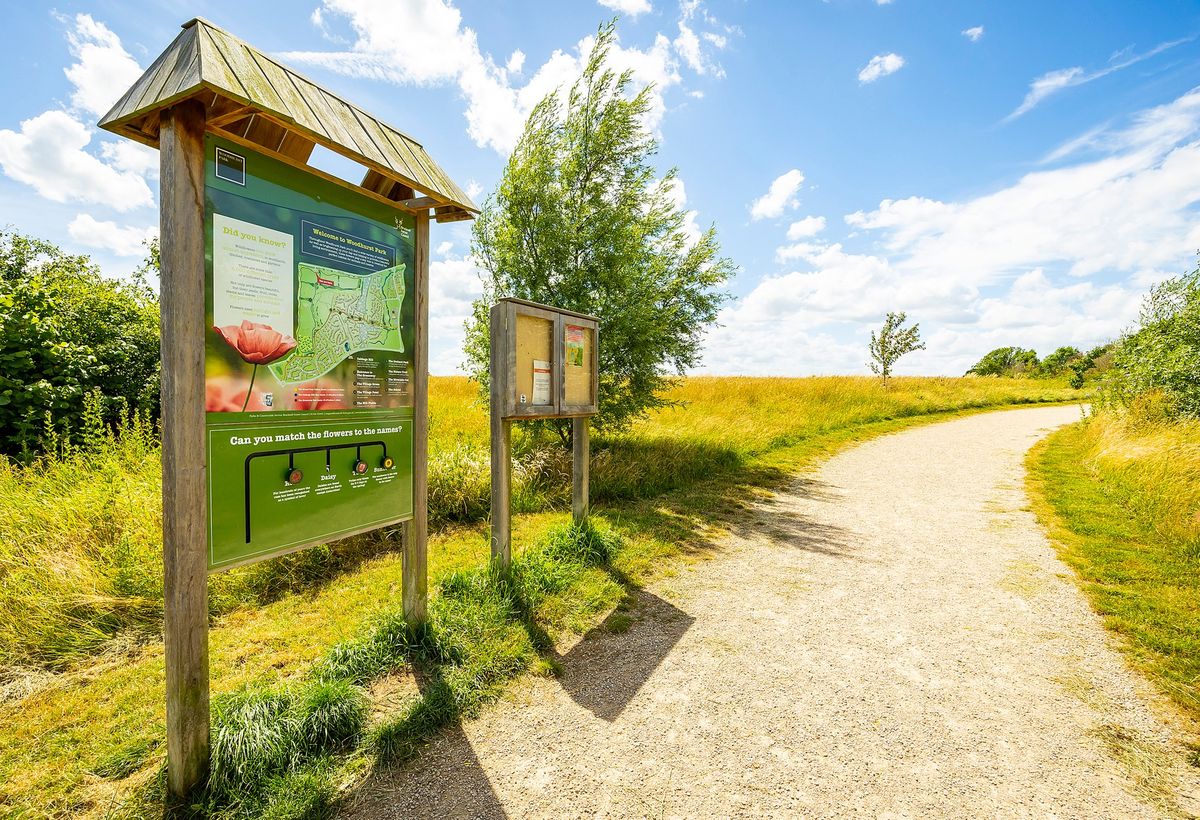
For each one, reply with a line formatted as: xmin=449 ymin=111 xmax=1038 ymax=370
xmin=270 ymin=261 xmax=406 ymax=384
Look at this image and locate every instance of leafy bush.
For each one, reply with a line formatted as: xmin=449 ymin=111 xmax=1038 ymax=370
xmin=966 ymin=346 xmax=1039 ymax=377
xmin=1035 ymin=346 xmax=1081 ymax=377
xmin=0 ymin=231 xmax=160 ymax=457
xmin=1102 ymin=265 xmax=1200 ymax=417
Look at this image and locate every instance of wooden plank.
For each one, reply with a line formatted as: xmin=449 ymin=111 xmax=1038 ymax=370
xmin=242 ymin=115 xmax=290 ymax=154
xmin=436 ymin=210 xmax=474 ymax=224
xmin=207 ymin=128 xmax=422 ymax=217
xmin=401 ymin=196 xmax=438 ymax=210
xmin=505 ymin=301 xmax=518 ymax=419
xmin=572 ymin=417 xmax=589 ymax=523
xmin=104 ymin=24 xmax=189 ymax=124
xmin=254 ymin=57 xmax=335 ymax=143
xmin=361 ymin=170 xmax=398 ymax=198
xmin=195 ymin=25 xmax=246 ymax=105
xmin=404 ymin=214 xmax=430 ymax=624
xmin=204 ymin=26 xmax=289 ymax=114
xmin=490 ymin=301 xmax=513 ymax=568
xmin=276 ymin=130 xmax=315 ymax=163
xmin=375 ymin=123 xmax=444 ymax=197
xmin=128 ymin=26 xmax=193 ymax=117
xmin=158 ymin=99 xmax=210 ymax=798
xmin=206 ymin=103 xmax=258 ymax=128
xmin=292 ymin=78 xmax=370 ymax=162
xmin=346 ymin=105 xmax=414 ymax=180
xmin=165 ymin=40 xmax=202 ymax=99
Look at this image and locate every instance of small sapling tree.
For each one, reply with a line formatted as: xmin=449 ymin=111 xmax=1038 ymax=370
xmin=868 ymin=311 xmax=925 ymax=385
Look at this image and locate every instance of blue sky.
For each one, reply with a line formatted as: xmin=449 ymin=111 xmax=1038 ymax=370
xmin=2 ymin=0 xmax=1200 ymax=375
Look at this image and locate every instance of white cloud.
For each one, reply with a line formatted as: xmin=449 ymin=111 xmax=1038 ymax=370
xmin=750 ymin=169 xmax=804 ymax=220
xmin=429 ymin=253 xmax=486 ymax=374
xmin=675 ymin=17 xmax=726 ymax=78
xmin=962 ymin=26 xmax=984 ymax=43
xmin=848 ymin=90 xmax=1200 ymax=283
xmin=62 ymin=14 xmax=143 ymax=118
xmin=701 ymin=87 xmax=1200 ymax=376
xmin=464 ymin=179 xmax=484 ymax=200
xmin=436 ymin=240 xmax=454 ymax=256
xmin=786 ymin=215 xmax=826 ymax=240
xmin=0 ymin=110 xmax=154 ymax=210
xmin=0 ymin=15 xmax=157 ymax=215
xmin=1006 ymin=37 xmax=1190 ymax=120
xmin=67 ymin=214 xmax=156 ymax=257
xmin=598 ymin=0 xmax=652 ymax=16
xmin=1008 ymin=67 xmax=1086 ymax=120
xmin=100 ymin=140 xmax=158 ymax=179
xmin=858 ymin=53 xmax=905 ymax=84
xmin=286 ymin=0 xmax=730 ymax=155
xmin=663 ymin=177 xmax=703 ymax=249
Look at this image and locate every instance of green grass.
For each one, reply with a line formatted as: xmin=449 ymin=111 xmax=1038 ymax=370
xmin=1027 ymin=413 xmax=1200 ymax=723
xmin=0 ymin=375 xmax=1083 ymax=816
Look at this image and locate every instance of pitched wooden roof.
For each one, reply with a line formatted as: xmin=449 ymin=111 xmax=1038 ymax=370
xmin=98 ymin=18 xmax=477 ymax=221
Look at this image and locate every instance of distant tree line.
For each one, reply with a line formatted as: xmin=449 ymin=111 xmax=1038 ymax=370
xmin=966 ymin=343 xmax=1112 ymax=387
xmin=0 ymin=230 xmax=160 ymax=458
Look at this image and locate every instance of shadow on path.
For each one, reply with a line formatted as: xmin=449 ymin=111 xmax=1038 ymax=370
xmin=338 ymin=665 xmax=508 ymax=820
xmin=552 ymin=583 xmax=695 ymax=722
xmin=338 ymin=473 xmax=852 ymax=816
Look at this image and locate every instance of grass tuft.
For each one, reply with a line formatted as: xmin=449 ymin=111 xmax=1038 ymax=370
xmin=87 ymin=737 xmax=160 ymax=781
xmin=314 ymin=612 xmax=413 ymax=685
xmin=206 ymin=679 xmax=365 ymax=810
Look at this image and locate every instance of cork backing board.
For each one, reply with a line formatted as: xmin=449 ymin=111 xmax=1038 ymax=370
xmin=514 ymin=313 xmax=554 ymax=407
xmin=564 ymin=323 xmax=594 ymax=406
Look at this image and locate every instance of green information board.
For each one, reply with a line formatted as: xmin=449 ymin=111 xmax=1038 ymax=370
xmin=204 ymin=135 xmax=415 ymax=570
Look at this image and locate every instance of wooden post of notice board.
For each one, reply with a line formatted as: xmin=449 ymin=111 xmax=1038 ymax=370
xmin=572 ymin=418 xmax=589 ymax=523
xmin=159 ymin=99 xmax=211 ymax=798
xmin=489 ymin=302 xmax=513 ymax=566
xmin=404 ymin=213 xmax=430 ymax=625
xmin=491 ymin=299 xmax=599 ymax=568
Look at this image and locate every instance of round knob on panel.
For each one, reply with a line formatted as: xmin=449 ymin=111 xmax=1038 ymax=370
xmin=381 ymin=456 xmax=395 ymax=469
xmin=285 ymin=468 xmax=304 ymax=485
xmin=353 ymin=459 xmax=369 ymax=475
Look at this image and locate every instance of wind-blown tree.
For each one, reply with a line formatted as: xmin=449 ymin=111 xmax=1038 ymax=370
xmin=868 ymin=312 xmax=925 ymax=384
xmin=465 ymin=21 xmax=734 ymax=435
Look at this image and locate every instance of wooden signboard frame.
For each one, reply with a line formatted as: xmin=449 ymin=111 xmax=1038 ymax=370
xmin=489 ymin=298 xmax=599 ymax=567
xmin=99 ymin=18 xmax=476 ymax=798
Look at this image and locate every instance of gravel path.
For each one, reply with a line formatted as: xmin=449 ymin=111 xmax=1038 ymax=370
xmin=343 ymin=406 xmax=1200 ymax=818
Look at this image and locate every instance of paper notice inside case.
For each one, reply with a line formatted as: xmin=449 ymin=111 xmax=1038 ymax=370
xmin=532 ymin=359 xmax=551 ymax=405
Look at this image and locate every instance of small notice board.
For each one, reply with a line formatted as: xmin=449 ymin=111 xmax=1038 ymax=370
xmin=492 ymin=298 xmax=599 ymax=420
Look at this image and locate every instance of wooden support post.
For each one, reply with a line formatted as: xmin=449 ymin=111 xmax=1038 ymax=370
xmin=159 ymin=99 xmax=210 ymax=798
xmin=572 ymin=417 xmax=589 ymax=524
xmin=490 ymin=303 xmax=512 ymax=568
xmin=404 ymin=213 xmax=430 ymax=624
